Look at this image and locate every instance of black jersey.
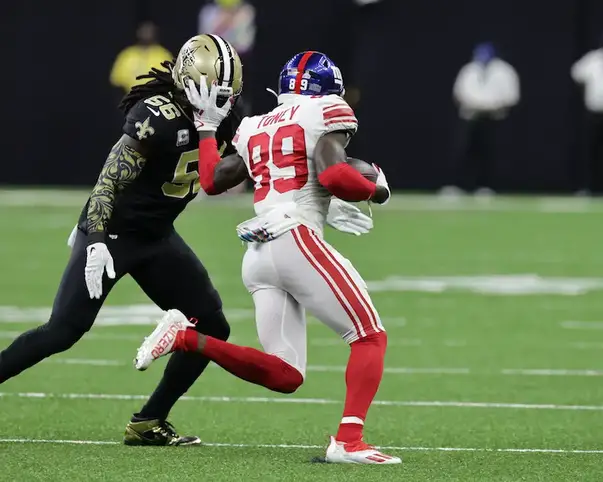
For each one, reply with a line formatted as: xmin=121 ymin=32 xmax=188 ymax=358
xmin=78 ymin=94 xmax=242 ymax=238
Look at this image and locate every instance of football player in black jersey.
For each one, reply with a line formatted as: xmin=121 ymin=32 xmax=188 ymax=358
xmin=0 ymin=34 xmax=243 ymax=446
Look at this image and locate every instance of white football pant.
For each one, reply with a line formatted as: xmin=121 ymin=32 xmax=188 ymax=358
xmin=242 ymin=225 xmax=385 ymax=377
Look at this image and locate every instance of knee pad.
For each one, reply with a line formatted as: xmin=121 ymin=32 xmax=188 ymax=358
xmin=193 ymin=309 xmax=231 ymax=341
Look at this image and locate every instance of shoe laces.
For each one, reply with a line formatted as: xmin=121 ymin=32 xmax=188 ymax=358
xmin=155 ymin=420 xmax=179 ymax=439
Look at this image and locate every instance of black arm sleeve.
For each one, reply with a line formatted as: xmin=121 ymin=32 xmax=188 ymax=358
xmin=86 ymin=135 xmax=147 ymax=244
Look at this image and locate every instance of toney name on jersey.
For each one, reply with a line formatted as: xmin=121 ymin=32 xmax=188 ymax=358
xmin=256 ymin=106 xmax=301 ymax=129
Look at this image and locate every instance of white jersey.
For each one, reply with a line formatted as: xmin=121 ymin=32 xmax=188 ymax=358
xmin=233 ymin=93 xmax=358 ymax=234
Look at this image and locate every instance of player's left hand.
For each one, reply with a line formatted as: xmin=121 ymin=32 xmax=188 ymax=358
xmin=184 ymin=77 xmax=234 ymax=132
xmin=327 ymin=198 xmax=373 ymax=236
xmin=85 ymin=242 xmax=116 ymax=299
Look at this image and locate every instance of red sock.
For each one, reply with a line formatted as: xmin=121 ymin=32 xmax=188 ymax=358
xmin=174 ymin=329 xmax=199 ymax=352
xmin=199 ymin=336 xmax=303 ymax=394
xmin=336 ymin=332 xmax=387 ymax=443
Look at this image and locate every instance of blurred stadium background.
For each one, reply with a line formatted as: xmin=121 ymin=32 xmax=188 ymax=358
xmin=3 ymin=0 xmax=603 ymax=191
xmin=1 ymin=1 xmax=603 ymax=481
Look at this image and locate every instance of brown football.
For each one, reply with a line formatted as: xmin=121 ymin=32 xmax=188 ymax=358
xmin=346 ymin=157 xmax=378 ymax=182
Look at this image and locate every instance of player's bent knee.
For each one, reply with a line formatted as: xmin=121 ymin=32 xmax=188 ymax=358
xmin=274 ymin=362 xmax=304 ymax=394
xmin=42 ymin=321 xmax=86 ymax=353
xmin=193 ymin=309 xmax=231 ymax=341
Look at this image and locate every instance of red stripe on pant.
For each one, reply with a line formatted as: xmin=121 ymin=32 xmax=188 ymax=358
xmin=291 ymin=228 xmax=362 ymax=336
xmin=296 ymin=226 xmax=377 ymax=337
xmin=309 ymin=230 xmax=381 ymax=334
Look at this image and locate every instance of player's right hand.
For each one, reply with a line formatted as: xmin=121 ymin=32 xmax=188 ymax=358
xmin=85 ymin=242 xmax=116 ymax=299
xmin=184 ymin=77 xmax=234 ymax=132
xmin=372 ymin=164 xmax=391 ymax=205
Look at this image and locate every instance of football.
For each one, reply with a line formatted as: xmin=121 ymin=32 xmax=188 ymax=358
xmin=346 ymin=157 xmax=378 ymax=182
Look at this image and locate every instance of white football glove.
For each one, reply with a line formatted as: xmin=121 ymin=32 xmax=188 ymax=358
xmin=327 ymin=198 xmax=373 ymax=236
xmin=67 ymin=225 xmax=78 ymax=248
xmin=184 ymin=77 xmax=234 ymax=132
xmin=85 ymin=243 xmax=116 ymax=299
xmin=372 ymin=163 xmax=391 ymax=205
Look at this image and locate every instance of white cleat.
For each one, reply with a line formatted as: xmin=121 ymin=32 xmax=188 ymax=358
xmin=325 ymin=436 xmax=402 ymax=465
xmin=134 ymin=309 xmax=194 ymax=371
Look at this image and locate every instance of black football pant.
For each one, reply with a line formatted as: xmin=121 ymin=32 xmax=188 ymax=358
xmin=0 ymin=229 xmax=230 ymax=421
xmin=583 ymin=112 xmax=603 ymax=194
xmin=453 ymin=117 xmax=497 ymax=192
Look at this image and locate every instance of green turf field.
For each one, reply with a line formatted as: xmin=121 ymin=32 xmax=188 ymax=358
xmin=0 ymin=190 xmax=602 ymax=481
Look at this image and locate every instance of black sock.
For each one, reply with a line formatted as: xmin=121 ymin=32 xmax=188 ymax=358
xmin=131 ymin=414 xmax=156 ymax=422
xmin=136 ymin=352 xmax=211 ymax=420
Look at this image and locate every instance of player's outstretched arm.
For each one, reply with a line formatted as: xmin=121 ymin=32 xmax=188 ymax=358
xmin=213 ymin=152 xmax=248 ymax=193
xmin=184 ymin=77 xmax=241 ymax=195
xmin=315 ymin=133 xmax=390 ymax=204
xmin=86 ymin=134 xmax=147 ymax=242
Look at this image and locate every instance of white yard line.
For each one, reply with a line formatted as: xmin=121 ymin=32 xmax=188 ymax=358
xmin=368 ymin=275 xmax=603 ymax=296
xmin=0 ymin=329 xmax=590 ymax=352
xmin=0 ymin=331 xmax=144 ymax=342
xmin=43 ymin=359 xmax=474 ymax=374
xmin=40 ymin=358 xmax=603 ymax=377
xmin=0 ymin=305 xmax=255 ymax=326
xmin=569 ymin=342 xmax=603 ymax=350
xmin=1 ymin=329 xmax=589 ymax=352
xmin=310 ymin=338 xmax=467 ymax=347
xmin=307 ymin=365 xmax=472 ymax=375
xmin=2 ymin=189 xmax=603 ymax=213
xmin=1 ymin=438 xmax=118 ymax=446
xmin=0 ymin=331 xmax=242 ymax=344
xmin=46 ymin=358 xmax=124 ymax=367
xmin=560 ymin=321 xmax=603 ymax=330
xmin=502 ymin=369 xmax=603 ymax=377
xmin=313 ymin=338 xmax=598 ymax=350
xmin=2 ymin=391 xmax=603 ymax=412
xmin=311 ymin=338 xmax=423 ymax=347
xmin=0 ymin=437 xmax=601 ymax=454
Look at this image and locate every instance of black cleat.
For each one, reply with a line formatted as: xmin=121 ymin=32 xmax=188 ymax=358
xmin=124 ymin=419 xmax=201 ymax=446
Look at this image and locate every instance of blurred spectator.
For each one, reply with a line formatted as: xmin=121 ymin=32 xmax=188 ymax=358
xmin=110 ymin=21 xmax=172 ymax=94
xmin=198 ymin=0 xmax=255 ymax=195
xmin=198 ymin=0 xmax=256 ymax=61
xmin=571 ymin=38 xmax=603 ymax=195
xmin=341 ymin=0 xmax=377 ymax=110
xmin=444 ymin=43 xmax=520 ymax=196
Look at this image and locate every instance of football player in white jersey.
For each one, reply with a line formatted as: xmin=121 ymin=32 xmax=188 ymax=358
xmin=135 ymin=51 xmax=400 ymax=465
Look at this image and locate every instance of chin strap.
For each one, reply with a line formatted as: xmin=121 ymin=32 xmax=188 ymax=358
xmin=265 ymin=88 xmax=279 ymax=103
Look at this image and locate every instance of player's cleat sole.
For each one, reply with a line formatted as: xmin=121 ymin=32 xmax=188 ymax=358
xmin=134 ymin=309 xmax=194 ymax=371
xmin=124 ymin=419 xmax=201 ymax=446
xmin=324 ymin=436 xmax=402 ymax=464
